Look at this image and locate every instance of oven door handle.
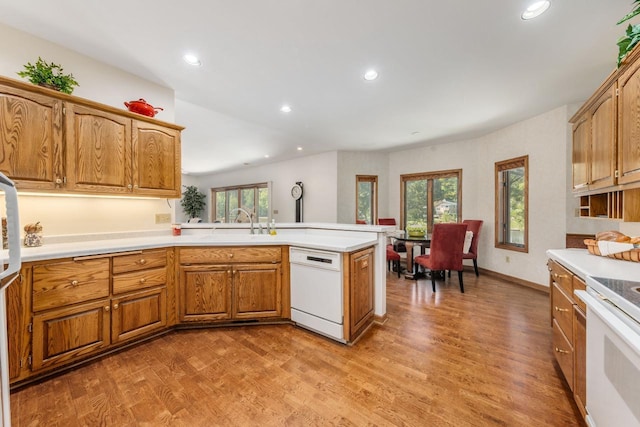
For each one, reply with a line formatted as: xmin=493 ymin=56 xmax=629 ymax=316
xmin=577 ymin=289 xmax=640 ymax=355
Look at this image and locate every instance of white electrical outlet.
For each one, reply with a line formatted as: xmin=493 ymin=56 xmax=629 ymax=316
xmin=155 ymin=213 xmax=171 ymax=224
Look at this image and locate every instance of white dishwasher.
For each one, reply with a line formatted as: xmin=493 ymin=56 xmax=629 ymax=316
xmin=290 ymin=247 xmax=344 ymax=342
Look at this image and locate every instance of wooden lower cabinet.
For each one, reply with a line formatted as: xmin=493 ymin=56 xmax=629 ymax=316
xmin=179 ymin=265 xmax=232 ymax=321
xmin=178 ymin=246 xmax=285 ymax=324
xmin=233 ymin=264 xmax=282 ymax=319
xmin=548 ymin=259 xmax=587 ymax=420
xmin=347 ymin=247 xmax=374 ymax=340
xmin=31 ymin=298 xmax=111 ymax=371
xmin=111 ymin=287 xmax=167 ymax=344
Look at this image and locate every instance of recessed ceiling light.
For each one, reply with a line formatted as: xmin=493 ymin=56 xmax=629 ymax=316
xmin=364 ymin=70 xmax=379 ymax=81
xmin=297 ymin=146 xmax=303 ymax=151
xmin=521 ymin=1 xmax=550 ymax=20
xmin=280 ymin=105 xmax=292 ymax=113
xmin=264 ymin=154 xmax=270 ymax=158
xmin=183 ymin=53 xmax=201 ymax=66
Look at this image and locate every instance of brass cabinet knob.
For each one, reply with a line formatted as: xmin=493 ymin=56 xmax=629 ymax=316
xmin=139 ymin=278 xmax=146 ymax=284
xmin=554 ymin=306 xmax=569 ymax=313
xmin=104 ymin=306 xmax=110 ymax=312
xmin=71 ymin=280 xmax=79 ymax=286
xmin=555 ymin=347 xmax=569 ymax=354
xmin=139 ymin=259 xmax=146 ymax=265
xmin=127 ymin=184 xmax=133 ymax=190
xmin=228 ymin=253 xmax=234 ymax=258
xmin=113 ymin=303 xmax=119 ymax=310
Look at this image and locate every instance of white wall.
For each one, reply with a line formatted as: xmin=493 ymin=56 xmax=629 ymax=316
xmin=0 ymin=23 xmax=179 ymax=236
xmin=196 ymin=151 xmax=339 ymax=223
xmin=336 ymin=151 xmax=389 ymax=224
xmin=389 ymin=106 xmax=570 ymax=286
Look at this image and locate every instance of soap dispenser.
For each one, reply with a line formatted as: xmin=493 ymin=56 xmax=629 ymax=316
xmin=270 ymin=219 xmax=277 ymax=235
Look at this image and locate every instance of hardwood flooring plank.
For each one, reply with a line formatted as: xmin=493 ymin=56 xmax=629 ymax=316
xmin=11 ymin=271 xmax=584 ymax=426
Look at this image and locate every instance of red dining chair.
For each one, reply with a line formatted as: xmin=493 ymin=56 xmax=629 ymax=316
xmin=356 ymin=219 xmax=367 ymax=224
xmin=386 ymin=246 xmax=401 ymax=278
xmin=414 ymin=223 xmax=468 ymax=293
xmin=462 ymin=219 xmax=483 ymax=276
xmin=377 ymin=218 xmax=396 ymax=226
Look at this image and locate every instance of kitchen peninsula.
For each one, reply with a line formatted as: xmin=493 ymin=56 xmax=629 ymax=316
xmin=2 ymin=223 xmax=391 ymax=387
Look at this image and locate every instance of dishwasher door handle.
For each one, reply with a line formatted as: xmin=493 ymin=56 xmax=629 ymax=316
xmin=306 ymin=256 xmax=333 ymax=264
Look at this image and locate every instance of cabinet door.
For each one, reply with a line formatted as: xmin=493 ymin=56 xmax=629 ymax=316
xmin=574 ymin=306 xmax=587 ymax=420
xmin=6 ymin=268 xmax=29 ymax=382
xmin=349 ymin=248 xmax=374 ymax=339
xmin=31 ymin=298 xmax=111 ymax=371
xmin=0 ymin=84 xmax=64 ymax=190
xmin=618 ymin=60 xmax=640 ymax=185
xmin=65 ymin=103 xmax=132 ymax=194
xmin=232 ymin=263 xmax=282 ymax=319
xmin=131 ymin=120 xmax=181 ymax=198
xmin=589 ymin=84 xmax=617 ymax=190
xmin=111 ymin=287 xmax=167 ymax=344
xmin=179 ymin=265 xmax=232 ymax=321
xmin=572 ymin=113 xmax=590 ymax=191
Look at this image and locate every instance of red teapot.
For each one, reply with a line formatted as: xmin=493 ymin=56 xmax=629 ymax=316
xmin=124 ymin=99 xmax=163 ymax=117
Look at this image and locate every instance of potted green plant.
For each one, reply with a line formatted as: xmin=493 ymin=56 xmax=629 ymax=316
xmin=17 ymin=57 xmax=79 ymax=94
xmin=180 ymin=185 xmax=206 ymax=220
xmin=617 ymin=1 xmax=640 ymax=66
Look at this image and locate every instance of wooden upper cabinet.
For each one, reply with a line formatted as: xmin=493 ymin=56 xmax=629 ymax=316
xmin=132 ymin=120 xmax=181 ymax=198
xmin=0 ymin=84 xmax=64 ymax=190
xmin=0 ymin=76 xmax=183 ymax=197
xmin=618 ymin=59 xmax=640 ymax=185
xmin=589 ymin=84 xmax=617 ymax=190
xmin=571 ymin=113 xmax=590 ymax=191
xmin=65 ymin=103 xmax=132 ymax=194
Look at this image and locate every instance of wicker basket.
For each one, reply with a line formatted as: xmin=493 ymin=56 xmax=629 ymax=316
xmin=584 ymin=239 xmax=640 ymax=262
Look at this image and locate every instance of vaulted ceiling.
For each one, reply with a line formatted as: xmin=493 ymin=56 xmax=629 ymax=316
xmin=0 ymin=0 xmax=632 ymax=174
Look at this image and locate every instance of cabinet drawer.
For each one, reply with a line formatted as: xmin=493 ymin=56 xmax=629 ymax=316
xmin=552 ymin=283 xmax=574 ymax=342
xmin=113 ymin=267 xmax=166 ymax=295
xmin=573 ymin=275 xmax=587 ymax=313
xmin=32 ymin=258 xmax=109 ymax=311
xmin=180 ymin=246 xmax=282 ymax=264
xmin=552 ymin=319 xmax=574 ymax=392
xmin=549 ymin=260 xmax=573 ymax=297
xmin=112 ymin=249 xmax=166 ymax=274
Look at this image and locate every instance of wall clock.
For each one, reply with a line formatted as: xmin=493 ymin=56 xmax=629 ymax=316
xmin=291 ymin=182 xmax=303 ymax=222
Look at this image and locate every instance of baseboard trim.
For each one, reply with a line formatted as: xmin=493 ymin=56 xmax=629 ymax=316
xmin=479 ymin=268 xmax=549 ymax=294
xmin=374 ymin=313 xmax=388 ymax=324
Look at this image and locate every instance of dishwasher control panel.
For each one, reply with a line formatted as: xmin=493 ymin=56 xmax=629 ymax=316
xmin=290 ymin=247 xmax=341 ymax=271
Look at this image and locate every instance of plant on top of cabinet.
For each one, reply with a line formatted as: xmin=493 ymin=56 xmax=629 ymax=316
xmin=16 ymin=57 xmax=79 ymax=94
xmin=617 ymin=0 xmax=640 ymax=66
xmin=181 ymin=185 xmax=206 ymax=220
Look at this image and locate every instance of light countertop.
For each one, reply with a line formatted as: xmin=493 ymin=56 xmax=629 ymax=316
xmin=546 ymin=248 xmax=640 ymax=281
xmin=4 ymin=230 xmax=380 ymax=263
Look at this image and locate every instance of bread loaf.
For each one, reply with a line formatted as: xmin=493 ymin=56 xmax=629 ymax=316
xmin=596 ymin=230 xmax=627 ymax=242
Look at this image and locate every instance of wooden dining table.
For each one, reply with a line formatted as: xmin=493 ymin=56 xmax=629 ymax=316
xmin=392 ymin=232 xmax=431 ymax=279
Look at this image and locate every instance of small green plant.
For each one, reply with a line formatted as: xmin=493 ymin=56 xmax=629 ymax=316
xmin=617 ymin=1 xmax=640 ymax=66
xmin=181 ymin=185 xmax=206 ymax=219
xmin=17 ymin=57 xmax=79 ymax=94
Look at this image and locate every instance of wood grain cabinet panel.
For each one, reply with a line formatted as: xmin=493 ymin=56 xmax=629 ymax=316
xmin=232 ymin=264 xmax=282 ymax=319
xmin=32 ymin=258 xmax=110 ymax=311
xmin=111 ymin=287 xmax=167 ymax=344
xmin=112 ymin=249 xmax=167 ymax=274
xmin=132 ymin=121 xmax=181 ymax=198
xmin=348 ymin=247 xmax=374 ymax=340
xmin=0 ymin=84 xmax=64 ymax=190
xmin=572 ymin=113 xmax=590 ymax=192
xmin=31 ymin=298 xmax=111 ymax=371
xmin=618 ymin=58 xmax=640 ymax=185
xmin=574 ymin=305 xmax=587 ymax=421
xmin=552 ymin=319 xmax=574 ymax=391
xmin=589 ymin=85 xmax=617 ymax=190
xmin=65 ymin=103 xmax=132 ymax=193
xmin=180 ymin=265 xmax=232 ymax=321
xmin=180 ymin=246 xmax=282 ymax=264
xmin=112 ymin=267 xmax=166 ymax=295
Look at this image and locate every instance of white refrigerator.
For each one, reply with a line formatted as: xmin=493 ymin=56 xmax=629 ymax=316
xmin=0 ymin=173 xmax=21 ymax=426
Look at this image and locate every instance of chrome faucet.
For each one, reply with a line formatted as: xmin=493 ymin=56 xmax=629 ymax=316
xmin=230 ymin=208 xmax=255 ymax=234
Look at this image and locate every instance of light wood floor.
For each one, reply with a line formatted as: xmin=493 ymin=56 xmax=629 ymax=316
xmin=10 ymin=271 xmax=584 ymax=426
